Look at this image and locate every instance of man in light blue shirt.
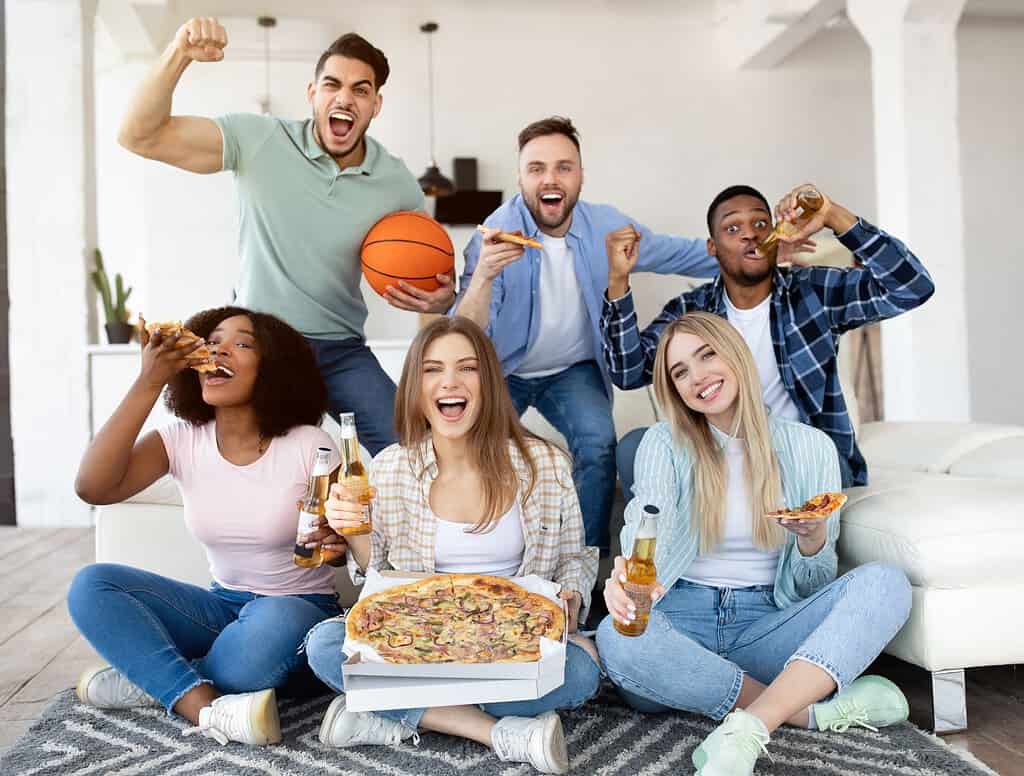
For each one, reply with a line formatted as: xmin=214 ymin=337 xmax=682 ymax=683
xmin=454 ymin=117 xmax=718 ymax=557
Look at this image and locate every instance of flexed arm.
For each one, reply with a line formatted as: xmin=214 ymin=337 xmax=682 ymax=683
xmin=118 ymin=17 xmax=228 ymax=174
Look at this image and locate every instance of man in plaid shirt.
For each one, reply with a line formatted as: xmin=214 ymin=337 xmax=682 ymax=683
xmin=602 ymin=183 xmax=935 ymax=489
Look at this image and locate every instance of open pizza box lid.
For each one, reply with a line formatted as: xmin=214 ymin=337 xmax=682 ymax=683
xmin=342 ymin=570 xmax=567 ymax=711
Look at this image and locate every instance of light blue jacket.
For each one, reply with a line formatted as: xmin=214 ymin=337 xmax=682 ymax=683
xmin=455 ymin=195 xmax=718 ymax=397
xmin=622 ymin=417 xmax=842 ymax=609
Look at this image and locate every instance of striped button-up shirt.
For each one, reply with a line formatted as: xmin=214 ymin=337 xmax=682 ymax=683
xmin=623 ymin=417 xmax=842 ymax=609
xmin=601 ymin=219 xmax=935 ymax=486
xmin=348 ymin=436 xmax=600 ymax=612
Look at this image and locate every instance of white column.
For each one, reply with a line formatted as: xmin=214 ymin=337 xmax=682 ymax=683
xmin=847 ymin=0 xmax=969 ymax=421
xmin=7 ymin=0 xmax=98 ymax=526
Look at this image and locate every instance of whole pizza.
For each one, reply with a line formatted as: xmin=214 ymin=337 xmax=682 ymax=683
xmin=346 ymin=574 xmax=565 ymax=664
xmin=766 ymin=491 xmax=847 ymax=521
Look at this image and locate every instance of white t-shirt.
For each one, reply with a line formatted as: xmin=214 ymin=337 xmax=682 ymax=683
xmin=433 ymin=500 xmax=526 ymax=577
xmin=157 ymin=421 xmax=340 ymax=597
xmin=682 ymin=429 xmax=780 ymax=588
xmin=514 ymin=235 xmax=592 ymax=378
xmin=725 ymin=292 xmax=801 ymax=421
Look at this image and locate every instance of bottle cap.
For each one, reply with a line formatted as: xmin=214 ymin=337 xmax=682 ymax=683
xmin=643 ymin=504 xmax=660 ymax=516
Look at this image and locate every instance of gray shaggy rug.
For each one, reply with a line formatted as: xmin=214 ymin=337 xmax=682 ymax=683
xmin=0 ymin=686 xmax=996 ymax=775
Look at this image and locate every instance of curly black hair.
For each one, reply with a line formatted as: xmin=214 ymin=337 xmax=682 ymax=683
xmin=163 ymin=306 xmax=328 ymax=438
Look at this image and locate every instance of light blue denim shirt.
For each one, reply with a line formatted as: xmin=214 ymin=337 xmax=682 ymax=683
xmin=454 ymin=195 xmax=718 ymax=397
xmin=622 ymin=417 xmax=842 ymax=609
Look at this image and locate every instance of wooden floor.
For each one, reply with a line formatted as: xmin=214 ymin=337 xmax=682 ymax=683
xmin=0 ymin=527 xmax=1021 ymax=775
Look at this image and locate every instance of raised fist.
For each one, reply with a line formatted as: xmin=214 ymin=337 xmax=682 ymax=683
xmin=174 ymin=17 xmax=228 ymax=63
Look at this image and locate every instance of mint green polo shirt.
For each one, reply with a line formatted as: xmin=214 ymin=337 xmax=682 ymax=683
xmin=215 ymin=113 xmax=424 ymax=340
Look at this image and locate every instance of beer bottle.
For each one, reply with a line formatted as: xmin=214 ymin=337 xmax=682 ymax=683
xmin=337 ymin=412 xmax=372 ymax=536
xmin=294 ymin=446 xmax=332 ymax=568
xmin=614 ymin=504 xmax=659 ymax=637
xmin=757 ymin=188 xmax=824 ymax=259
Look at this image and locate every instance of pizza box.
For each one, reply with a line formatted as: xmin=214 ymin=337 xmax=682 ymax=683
xmin=341 ymin=570 xmax=567 ymax=711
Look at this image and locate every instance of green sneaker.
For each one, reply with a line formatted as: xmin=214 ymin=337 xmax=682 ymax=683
xmin=813 ymin=675 xmax=909 ymax=733
xmin=692 ymin=709 xmax=770 ymax=776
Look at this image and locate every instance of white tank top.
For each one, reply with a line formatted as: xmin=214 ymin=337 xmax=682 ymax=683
xmin=683 ymin=430 xmax=780 ymax=588
xmin=433 ymin=500 xmax=526 ymax=577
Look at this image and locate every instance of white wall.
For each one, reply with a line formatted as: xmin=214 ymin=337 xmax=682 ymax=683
xmin=87 ymin=3 xmax=1023 ymax=421
xmin=93 ymin=1 xmax=876 ymax=337
xmin=958 ymin=20 xmax=1024 ymax=425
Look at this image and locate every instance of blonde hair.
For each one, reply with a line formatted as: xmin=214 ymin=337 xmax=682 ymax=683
xmin=394 ymin=317 xmax=559 ymax=533
xmin=652 ymin=312 xmax=784 ymax=552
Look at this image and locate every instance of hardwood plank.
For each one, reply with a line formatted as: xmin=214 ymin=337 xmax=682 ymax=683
xmin=7 ymin=636 xmax=99 ymax=706
xmin=0 ymin=604 xmax=80 ymax=708
xmin=0 ymin=529 xmax=93 ymax=608
xmin=0 ymin=718 xmax=34 ymax=751
xmin=0 ymin=527 xmax=46 ymax=562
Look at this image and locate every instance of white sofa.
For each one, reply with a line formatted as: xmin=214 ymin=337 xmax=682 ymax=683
xmin=839 ymin=421 xmax=1024 ymax=732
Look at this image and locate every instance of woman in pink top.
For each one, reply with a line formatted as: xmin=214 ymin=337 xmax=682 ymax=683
xmin=69 ymin=306 xmax=345 ymax=747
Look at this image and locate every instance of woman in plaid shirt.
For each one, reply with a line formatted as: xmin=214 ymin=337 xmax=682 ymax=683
xmin=304 ymin=317 xmax=600 ymax=774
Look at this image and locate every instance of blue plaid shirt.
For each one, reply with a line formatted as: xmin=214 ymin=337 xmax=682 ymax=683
xmin=600 ymin=219 xmax=935 ymax=486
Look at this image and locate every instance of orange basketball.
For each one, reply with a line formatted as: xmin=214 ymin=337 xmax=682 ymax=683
xmin=360 ymin=211 xmax=455 ymax=297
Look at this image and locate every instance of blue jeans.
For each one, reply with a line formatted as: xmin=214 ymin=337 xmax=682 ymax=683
xmin=304 ymin=618 xmax=601 ymax=729
xmin=507 ymin=361 xmax=616 ymax=552
xmin=67 ymin=563 xmax=340 ymax=712
xmin=616 ymin=425 xmax=857 ymax=497
xmin=305 ymin=337 xmax=397 ymax=456
xmin=596 ymin=562 xmax=911 ymax=720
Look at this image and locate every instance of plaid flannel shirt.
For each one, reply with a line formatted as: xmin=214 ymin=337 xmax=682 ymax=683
xmin=348 ymin=437 xmax=600 ymax=613
xmin=600 ymin=218 xmax=935 ymax=486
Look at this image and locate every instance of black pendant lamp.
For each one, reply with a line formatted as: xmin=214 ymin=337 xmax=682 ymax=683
xmin=417 ymin=22 xmax=455 ymax=197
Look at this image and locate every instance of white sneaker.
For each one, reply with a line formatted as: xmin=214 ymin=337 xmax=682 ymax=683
xmin=182 ymin=688 xmax=282 ymax=746
xmin=76 ymin=664 xmax=159 ymax=709
xmin=491 ymin=711 xmax=569 ymax=774
xmin=318 ymin=695 xmax=414 ymax=747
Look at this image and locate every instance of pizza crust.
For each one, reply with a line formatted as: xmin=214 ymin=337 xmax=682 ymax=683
xmin=766 ymin=492 xmax=847 ymax=521
xmin=142 ymin=320 xmax=217 ymax=373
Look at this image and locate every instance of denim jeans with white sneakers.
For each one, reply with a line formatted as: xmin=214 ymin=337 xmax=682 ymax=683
xmin=68 ymin=563 xmax=340 ymax=712
xmin=304 ymin=618 xmax=601 ymax=730
xmin=596 ymin=562 xmax=911 ymax=720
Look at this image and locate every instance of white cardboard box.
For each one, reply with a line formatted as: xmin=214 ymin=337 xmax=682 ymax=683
xmin=342 ymin=570 xmax=567 ymax=712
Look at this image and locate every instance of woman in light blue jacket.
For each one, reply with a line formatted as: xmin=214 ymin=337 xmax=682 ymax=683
xmin=596 ymin=312 xmax=912 ymax=776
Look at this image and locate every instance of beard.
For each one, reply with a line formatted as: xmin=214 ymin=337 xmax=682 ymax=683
xmin=524 ymin=188 xmax=580 ymax=232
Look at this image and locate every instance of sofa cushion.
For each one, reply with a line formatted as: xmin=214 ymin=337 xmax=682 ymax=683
xmin=839 ymin=476 xmax=1024 ymax=587
xmin=857 ymin=422 xmax=1024 ymax=474
xmin=948 ymin=436 xmax=1024 ymax=480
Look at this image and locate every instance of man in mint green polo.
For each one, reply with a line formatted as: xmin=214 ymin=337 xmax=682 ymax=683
xmin=118 ymin=17 xmax=454 ymax=453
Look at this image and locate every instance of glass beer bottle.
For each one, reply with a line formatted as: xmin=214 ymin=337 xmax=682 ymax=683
xmin=294 ymin=446 xmax=332 ymax=568
xmin=614 ymin=505 xmax=659 ymax=637
xmin=757 ymin=188 xmax=824 ymax=259
xmin=337 ymin=412 xmax=372 ymax=536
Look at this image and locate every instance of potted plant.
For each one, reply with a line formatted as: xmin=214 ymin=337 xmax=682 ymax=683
xmin=90 ymin=249 xmax=134 ymax=344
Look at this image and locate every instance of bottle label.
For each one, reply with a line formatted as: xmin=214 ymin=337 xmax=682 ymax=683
xmin=623 ymin=581 xmax=655 ymax=618
xmin=294 ymin=510 xmax=321 ymax=558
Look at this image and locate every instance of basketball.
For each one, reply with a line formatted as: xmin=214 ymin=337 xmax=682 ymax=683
xmin=360 ymin=211 xmax=455 ymax=297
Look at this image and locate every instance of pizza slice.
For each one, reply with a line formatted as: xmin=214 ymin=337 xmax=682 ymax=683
xmin=476 ymin=225 xmax=543 ymax=250
xmin=140 ymin=318 xmax=217 ymax=373
xmin=766 ymin=492 xmax=847 ymax=521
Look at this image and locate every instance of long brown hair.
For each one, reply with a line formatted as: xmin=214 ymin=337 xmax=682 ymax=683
xmin=651 ymin=312 xmax=784 ymax=552
xmin=394 ymin=317 xmax=556 ymax=532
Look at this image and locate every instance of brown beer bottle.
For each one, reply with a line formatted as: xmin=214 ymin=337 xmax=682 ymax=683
xmin=294 ymin=447 xmax=332 ymax=568
xmin=615 ymin=504 xmax=659 ymax=637
xmin=757 ymin=188 xmax=824 ymax=259
xmin=337 ymin=412 xmax=372 ymax=536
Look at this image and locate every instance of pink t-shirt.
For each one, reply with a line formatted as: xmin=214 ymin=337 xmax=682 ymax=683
xmin=157 ymin=421 xmax=340 ymax=597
